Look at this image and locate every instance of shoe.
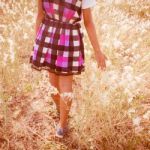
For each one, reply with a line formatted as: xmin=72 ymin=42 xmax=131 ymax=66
xmin=55 ymin=123 xmax=68 ymax=138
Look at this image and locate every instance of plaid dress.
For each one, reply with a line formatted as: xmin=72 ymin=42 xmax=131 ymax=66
xmin=29 ymin=0 xmax=85 ymax=76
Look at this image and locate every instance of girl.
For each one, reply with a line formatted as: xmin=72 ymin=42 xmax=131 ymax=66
xmin=29 ymin=0 xmax=107 ymax=138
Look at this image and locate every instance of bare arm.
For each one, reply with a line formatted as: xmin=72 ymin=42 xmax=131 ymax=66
xmin=83 ymin=8 xmax=102 ymax=53
xmin=82 ymin=8 xmax=107 ymax=70
xmin=34 ymin=0 xmax=45 ymax=39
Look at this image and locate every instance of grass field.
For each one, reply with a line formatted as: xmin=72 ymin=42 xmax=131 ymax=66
xmin=0 ymin=0 xmax=150 ymax=149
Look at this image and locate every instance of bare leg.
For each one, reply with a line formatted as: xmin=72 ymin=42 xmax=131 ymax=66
xmin=59 ymin=75 xmax=74 ymax=128
xmin=48 ymin=72 xmax=60 ymax=114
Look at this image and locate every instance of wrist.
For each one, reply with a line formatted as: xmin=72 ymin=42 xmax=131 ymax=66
xmin=94 ymin=49 xmax=103 ymax=54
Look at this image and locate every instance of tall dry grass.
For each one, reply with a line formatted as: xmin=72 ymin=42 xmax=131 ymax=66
xmin=0 ymin=0 xmax=150 ymax=149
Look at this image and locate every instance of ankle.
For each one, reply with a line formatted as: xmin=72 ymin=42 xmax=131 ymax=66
xmin=59 ymin=121 xmax=68 ymax=129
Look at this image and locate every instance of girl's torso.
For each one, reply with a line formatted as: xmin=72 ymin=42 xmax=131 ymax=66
xmin=42 ymin=0 xmax=82 ymax=24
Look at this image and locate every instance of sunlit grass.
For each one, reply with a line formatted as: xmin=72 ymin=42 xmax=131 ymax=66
xmin=0 ymin=0 xmax=150 ymax=149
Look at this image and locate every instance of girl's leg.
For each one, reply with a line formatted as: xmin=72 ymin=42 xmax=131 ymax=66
xmin=58 ymin=75 xmax=74 ymax=128
xmin=49 ymin=72 xmax=60 ymax=113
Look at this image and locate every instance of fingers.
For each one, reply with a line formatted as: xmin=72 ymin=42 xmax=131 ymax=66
xmin=98 ymin=62 xmax=105 ymax=71
xmin=99 ymin=57 xmax=107 ymax=71
xmin=96 ymin=53 xmax=108 ymax=71
xmin=104 ymin=54 xmax=108 ymax=60
xmin=101 ymin=64 xmax=106 ymax=71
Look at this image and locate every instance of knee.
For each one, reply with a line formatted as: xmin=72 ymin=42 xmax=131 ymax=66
xmin=59 ymin=83 xmax=73 ymax=93
xmin=49 ymin=72 xmax=59 ymax=91
xmin=59 ymin=75 xmax=73 ymax=92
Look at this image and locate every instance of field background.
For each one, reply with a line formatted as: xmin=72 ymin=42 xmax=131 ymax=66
xmin=0 ymin=0 xmax=150 ymax=149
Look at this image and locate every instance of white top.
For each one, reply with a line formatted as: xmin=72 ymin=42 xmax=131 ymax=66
xmin=82 ymin=0 xmax=97 ymax=9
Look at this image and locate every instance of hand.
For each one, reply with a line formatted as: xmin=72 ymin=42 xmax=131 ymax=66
xmin=94 ymin=50 xmax=108 ymax=71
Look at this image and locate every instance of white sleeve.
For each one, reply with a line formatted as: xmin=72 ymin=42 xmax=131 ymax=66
xmin=82 ymin=0 xmax=97 ymax=9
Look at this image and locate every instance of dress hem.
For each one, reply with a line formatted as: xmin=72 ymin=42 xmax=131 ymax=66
xmin=30 ymin=63 xmax=85 ymax=76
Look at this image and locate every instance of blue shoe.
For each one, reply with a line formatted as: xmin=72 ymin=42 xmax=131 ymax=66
xmin=55 ymin=123 xmax=68 ymax=138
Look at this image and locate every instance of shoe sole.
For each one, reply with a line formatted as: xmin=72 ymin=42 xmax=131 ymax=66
xmin=55 ymin=132 xmax=63 ymax=138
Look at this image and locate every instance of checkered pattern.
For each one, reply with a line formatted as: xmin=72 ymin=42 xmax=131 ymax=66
xmin=29 ymin=0 xmax=85 ymax=75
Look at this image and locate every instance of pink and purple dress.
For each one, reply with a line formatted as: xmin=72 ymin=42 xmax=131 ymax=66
xmin=29 ymin=0 xmax=93 ymax=75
